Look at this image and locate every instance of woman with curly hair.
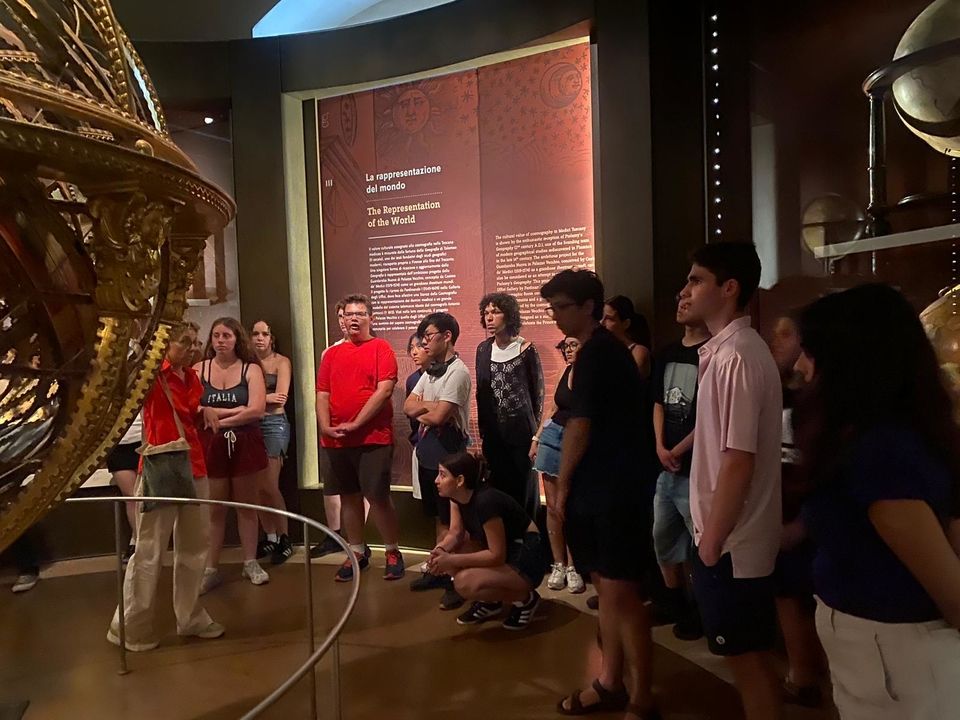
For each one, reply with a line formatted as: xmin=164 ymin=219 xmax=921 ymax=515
xmin=475 ymin=292 xmax=544 ymax=518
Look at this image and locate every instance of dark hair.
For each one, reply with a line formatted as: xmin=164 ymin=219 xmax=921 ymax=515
xmin=555 ymin=336 xmax=578 ymax=359
xmin=340 ymin=293 xmax=373 ymax=315
xmin=540 ymin=269 xmax=605 ymax=321
xmin=406 ymin=332 xmax=421 ymax=353
xmin=604 ymin=295 xmax=651 ymax=349
xmin=478 ymin=293 xmax=521 ymax=335
xmin=203 ymin=316 xmax=258 ymax=364
xmin=252 ymin=319 xmax=279 ymax=353
xmin=795 ymin=284 xmax=960 ymax=512
xmin=690 ymin=242 xmax=761 ymax=310
xmin=440 ymin=450 xmax=484 ymax=490
xmin=417 ymin=312 xmax=460 ymax=344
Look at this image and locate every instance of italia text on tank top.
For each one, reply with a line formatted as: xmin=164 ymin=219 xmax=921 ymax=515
xmin=200 ymin=360 xmax=251 ymax=409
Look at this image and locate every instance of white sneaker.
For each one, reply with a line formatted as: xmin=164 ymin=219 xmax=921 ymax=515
xmin=566 ymin=566 xmax=585 ymax=594
xmin=242 ymin=560 xmax=269 ymax=586
xmin=106 ymin=627 xmax=159 ymax=652
xmin=180 ymin=621 xmax=225 ymax=640
xmin=12 ymin=573 xmax=38 ymax=593
xmin=547 ymin=562 xmax=567 ymax=591
xmin=199 ymin=567 xmax=222 ymax=595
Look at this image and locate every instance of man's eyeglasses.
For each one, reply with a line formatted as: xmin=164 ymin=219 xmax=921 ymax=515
xmin=343 ymin=311 xmax=369 ymax=318
xmin=545 ymin=301 xmax=577 ymax=318
xmin=421 ymin=330 xmax=443 ymax=343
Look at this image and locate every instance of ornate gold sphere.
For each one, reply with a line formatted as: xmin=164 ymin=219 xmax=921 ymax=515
xmin=0 ymin=1 xmax=235 ymax=552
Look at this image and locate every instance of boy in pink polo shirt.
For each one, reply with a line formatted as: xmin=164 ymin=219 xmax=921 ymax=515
xmin=679 ymin=243 xmax=783 ymax=720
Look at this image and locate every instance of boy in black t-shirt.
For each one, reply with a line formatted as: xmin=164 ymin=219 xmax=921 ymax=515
xmin=542 ymin=269 xmax=659 ymax=719
xmin=427 ymin=451 xmax=544 ymax=630
xmin=652 ymin=298 xmax=709 ymax=640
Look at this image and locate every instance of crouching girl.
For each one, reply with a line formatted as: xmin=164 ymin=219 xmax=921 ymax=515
xmin=427 ymin=451 xmax=545 ymax=630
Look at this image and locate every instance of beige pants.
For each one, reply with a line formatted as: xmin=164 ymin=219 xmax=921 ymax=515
xmin=110 ymin=478 xmax=213 ymax=643
xmin=816 ymin=597 xmax=960 ymax=720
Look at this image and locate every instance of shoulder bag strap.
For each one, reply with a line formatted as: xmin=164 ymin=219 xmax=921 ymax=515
xmin=157 ymin=374 xmax=188 ymax=442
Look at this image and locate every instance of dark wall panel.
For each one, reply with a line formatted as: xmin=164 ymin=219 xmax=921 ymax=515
xmin=648 ymin=2 xmax=706 ymax=347
xmin=280 ymin=0 xmax=594 ymax=92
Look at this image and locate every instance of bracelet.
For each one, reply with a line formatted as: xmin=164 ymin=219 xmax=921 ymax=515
xmin=532 ymin=436 xmax=541 ymax=442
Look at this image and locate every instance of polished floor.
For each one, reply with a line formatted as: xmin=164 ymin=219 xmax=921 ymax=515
xmin=1 ymin=549 xmax=837 ymax=719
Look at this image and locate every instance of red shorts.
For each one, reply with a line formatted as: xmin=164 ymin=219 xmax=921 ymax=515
xmin=200 ymin=424 xmax=268 ymax=479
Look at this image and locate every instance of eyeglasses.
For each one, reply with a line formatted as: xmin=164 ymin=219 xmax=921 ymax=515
xmin=545 ymin=301 xmax=577 ymax=318
xmin=343 ymin=311 xmax=369 ymax=318
xmin=421 ymin=330 xmax=444 ymax=343
xmin=562 ymin=342 xmax=580 ymax=350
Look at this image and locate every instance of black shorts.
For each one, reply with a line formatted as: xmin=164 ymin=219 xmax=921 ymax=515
xmin=417 ymin=463 xmax=451 ymax=526
xmin=507 ymin=531 xmax=547 ymax=588
xmin=564 ymin=488 xmax=651 ymax=583
xmin=323 ymin=445 xmax=393 ymax=502
xmin=106 ymin=442 xmax=140 ymax=473
xmin=692 ymin=551 xmax=777 ymax=656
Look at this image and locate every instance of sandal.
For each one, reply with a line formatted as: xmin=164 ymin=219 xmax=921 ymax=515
xmin=625 ymin=702 xmax=662 ymax=720
xmin=556 ymin=679 xmax=628 ymax=715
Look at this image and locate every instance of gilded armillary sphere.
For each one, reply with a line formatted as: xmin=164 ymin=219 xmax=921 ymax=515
xmin=0 ymin=1 xmax=235 ymax=552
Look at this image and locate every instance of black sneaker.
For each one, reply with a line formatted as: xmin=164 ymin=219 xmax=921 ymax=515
xmin=456 ymin=601 xmax=502 ymax=625
xmin=672 ymin=614 xmax=703 ymax=641
xmin=309 ymin=533 xmax=342 ymax=558
xmin=122 ymin=544 xmax=135 ymax=566
xmin=271 ymin=535 xmax=294 ymax=565
xmin=257 ymin=538 xmax=277 ymax=560
xmin=440 ymin=587 xmax=466 ymax=610
xmin=502 ymin=591 xmax=540 ymax=630
xmin=410 ymin=573 xmax=447 ymax=591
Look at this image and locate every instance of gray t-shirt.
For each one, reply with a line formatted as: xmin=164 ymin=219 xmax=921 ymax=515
xmin=412 ymin=356 xmax=471 ymax=433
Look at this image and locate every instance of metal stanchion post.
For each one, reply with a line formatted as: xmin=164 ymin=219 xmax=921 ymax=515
xmin=304 ymin=522 xmax=317 ymax=719
xmin=113 ymin=500 xmax=129 ymax=675
xmin=332 ymin=636 xmax=342 ymax=720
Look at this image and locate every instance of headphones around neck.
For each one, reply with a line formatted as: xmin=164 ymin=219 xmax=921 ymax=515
xmin=426 ymin=354 xmax=458 ymax=378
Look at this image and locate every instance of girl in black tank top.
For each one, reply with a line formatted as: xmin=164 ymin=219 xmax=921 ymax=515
xmin=250 ymin=319 xmax=294 ymax=563
xmin=529 ymin=336 xmax=585 ymax=594
xmin=193 ymin=317 xmax=270 ymax=591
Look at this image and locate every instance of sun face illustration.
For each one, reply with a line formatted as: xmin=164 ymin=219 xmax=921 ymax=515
xmin=376 ymin=80 xmax=444 ymax=159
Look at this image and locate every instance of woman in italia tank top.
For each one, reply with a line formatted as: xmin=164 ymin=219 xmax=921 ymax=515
xmin=193 ymin=317 xmax=270 ymax=592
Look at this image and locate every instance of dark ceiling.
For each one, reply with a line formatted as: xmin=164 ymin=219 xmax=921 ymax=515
xmin=111 ymin=0 xmax=278 ymax=42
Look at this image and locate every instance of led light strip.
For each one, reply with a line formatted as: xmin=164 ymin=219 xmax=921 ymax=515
xmin=707 ymin=10 xmax=722 ymax=239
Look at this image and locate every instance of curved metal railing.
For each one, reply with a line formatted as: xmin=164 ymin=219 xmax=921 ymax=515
xmin=62 ymin=495 xmax=360 ymax=720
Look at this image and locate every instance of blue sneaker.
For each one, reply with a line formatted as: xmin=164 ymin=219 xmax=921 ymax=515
xmin=334 ymin=552 xmax=369 ymax=582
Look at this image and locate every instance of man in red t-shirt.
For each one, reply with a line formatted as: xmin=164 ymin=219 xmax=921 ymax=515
xmin=316 ymin=294 xmax=404 ymax=581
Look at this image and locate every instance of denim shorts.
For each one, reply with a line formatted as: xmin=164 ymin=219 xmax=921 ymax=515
xmin=532 ymin=420 xmax=564 ymax=476
xmin=652 ymin=470 xmax=694 ymax=565
xmin=260 ymin=413 xmax=290 ymax=458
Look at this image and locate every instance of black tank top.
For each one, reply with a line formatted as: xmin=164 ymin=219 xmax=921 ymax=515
xmin=200 ymin=360 xmax=251 ymax=409
xmin=552 ymin=364 xmax=574 ymax=427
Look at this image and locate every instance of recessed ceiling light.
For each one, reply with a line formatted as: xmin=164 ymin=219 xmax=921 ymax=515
xmin=204 ymin=116 xmax=214 ymax=125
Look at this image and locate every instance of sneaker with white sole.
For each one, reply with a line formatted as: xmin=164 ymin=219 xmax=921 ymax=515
xmin=11 ymin=573 xmax=38 ymax=593
xmin=106 ymin=627 xmax=159 ymax=652
xmin=242 ymin=560 xmax=270 ymax=586
xmin=180 ymin=621 xmax=225 ymax=640
xmin=199 ymin=567 xmax=222 ymax=595
xmin=456 ymin=601 xmax=503 ymax=625
xmin=566 ymin=566 xmax=585 ymax=594
xmin=502 ymin=590 xmax=540 ymax=630
xmin=547 ymin=562 xmax=567 ymax=591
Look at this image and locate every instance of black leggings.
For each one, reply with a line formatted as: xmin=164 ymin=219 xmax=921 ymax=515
xmin=483 ymin=437 xmax=538 ymax=519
